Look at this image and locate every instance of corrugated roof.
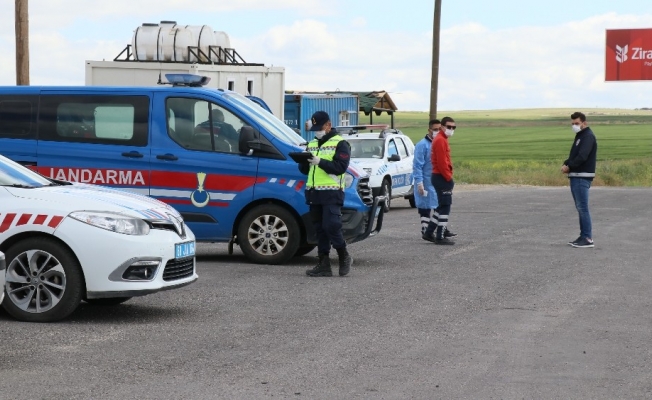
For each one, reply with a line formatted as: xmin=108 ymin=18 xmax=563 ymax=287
xmin=302 ymin=90 xmax=398 ymax=115
xmin=354 ymin=91 xmax=397 ymax=115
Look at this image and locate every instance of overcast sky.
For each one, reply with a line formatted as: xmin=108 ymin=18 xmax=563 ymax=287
xmin=2 ymin=0 xmax=652 ymax=111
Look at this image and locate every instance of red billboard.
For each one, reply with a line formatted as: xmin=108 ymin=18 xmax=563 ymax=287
xmin=605 ymin=28 xmax=652 ymax=81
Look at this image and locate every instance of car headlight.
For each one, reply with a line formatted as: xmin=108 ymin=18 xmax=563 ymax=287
xmin=362 ymin=168 xmax=372 ymax=175
xmin=344 ymin=173 xmax=354 ymax=189
xmin=69 ymin=211 xmax=150 ymax=235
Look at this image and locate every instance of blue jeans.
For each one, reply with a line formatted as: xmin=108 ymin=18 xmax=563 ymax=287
xmin=570 ymin=178 xmax=592 ymax=239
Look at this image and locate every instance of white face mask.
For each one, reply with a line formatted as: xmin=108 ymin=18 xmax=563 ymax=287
xmin=444 ymin=129 xmax=455 ymax=137
xmin=571 ymin=124 xmax=582 ymax=133
xmin=314 ymin=130 xmax=326 ymax=139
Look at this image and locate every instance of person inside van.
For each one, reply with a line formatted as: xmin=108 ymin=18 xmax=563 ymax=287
xmin=196 ymin=109 xmax=238 ymax=141
xmin=58 ymin=107 xmax=95 ymax=139
xmin=193 ymin=109 xmax=239 ymax=152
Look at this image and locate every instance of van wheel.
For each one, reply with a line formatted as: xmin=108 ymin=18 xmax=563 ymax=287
xmin=3 ymin=237 xmax=84 ymax=322
xmin=238 ymin=204 xmax=300 ymax=264
xmin=380 ymin=179 xmax=391 ymax=213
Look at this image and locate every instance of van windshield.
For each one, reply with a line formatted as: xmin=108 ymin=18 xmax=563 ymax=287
xmin=0 ymin=156 xmax=54 ymax=188
xmin=222 ymin=92 xmax=304 ymax=146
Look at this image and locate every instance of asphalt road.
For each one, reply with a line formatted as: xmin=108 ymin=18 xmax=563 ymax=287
xmin=1 ymin=185 xmax=652 ymax=400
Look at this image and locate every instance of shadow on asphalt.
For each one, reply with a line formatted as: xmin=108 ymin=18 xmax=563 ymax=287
xmin=0 ymin=302 xmax=195 ymax=324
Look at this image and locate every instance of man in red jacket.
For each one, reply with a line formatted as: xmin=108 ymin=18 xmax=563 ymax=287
xmin=422 ymin=116 xmax=456 ymax=245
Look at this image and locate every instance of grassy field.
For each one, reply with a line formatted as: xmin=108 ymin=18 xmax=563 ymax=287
xmin=364 ymin=108 xmax=652 ymax=186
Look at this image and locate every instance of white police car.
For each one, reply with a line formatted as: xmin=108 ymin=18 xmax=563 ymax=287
xmin=343 ymin=126 xmax=415 ymax=212
xmin=0 ymin=154 xmax=197 ymax=322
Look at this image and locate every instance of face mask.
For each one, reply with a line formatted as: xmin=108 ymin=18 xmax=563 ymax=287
xmin=571 ymin=124 xmax=582 ymax=133
xmin=314 ymin=131 xmax=326 ymax=139
xmin=445 ymin=129 xmax=455 ymax=137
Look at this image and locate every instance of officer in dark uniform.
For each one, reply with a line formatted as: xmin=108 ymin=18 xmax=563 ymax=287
xmin=298 ymin=111 xmax=353 ymax=277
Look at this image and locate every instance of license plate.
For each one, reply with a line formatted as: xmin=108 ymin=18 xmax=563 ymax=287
xmin=175 ymin=241 xmax=196 ymax=259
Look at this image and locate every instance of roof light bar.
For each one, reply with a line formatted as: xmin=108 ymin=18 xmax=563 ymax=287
xmin=164 ymin=74 xmax=211 ymax=87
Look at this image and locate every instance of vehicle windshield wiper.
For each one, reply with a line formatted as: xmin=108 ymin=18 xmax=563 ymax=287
xmin=1 ymin=184 xmax=37 ymax=188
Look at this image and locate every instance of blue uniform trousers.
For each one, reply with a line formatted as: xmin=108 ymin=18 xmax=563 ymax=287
xmin=310 ymin=204 xmax=346 ymax=254
xmin=431 ymin=173 xmax=454 ymax=239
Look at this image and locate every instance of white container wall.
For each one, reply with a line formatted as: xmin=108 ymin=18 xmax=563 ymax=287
xmin=85 ymin=60 xmax=286 ymax=119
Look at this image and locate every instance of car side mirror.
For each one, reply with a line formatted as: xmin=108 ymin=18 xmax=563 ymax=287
xmin=239 ymin=126 xmax=257 ymax=154
xmin=388 ymin=154 xmax=401 ymax=162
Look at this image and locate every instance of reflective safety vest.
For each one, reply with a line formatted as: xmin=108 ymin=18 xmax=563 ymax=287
xmin=306 ymin=135 xmax=345 ymax=190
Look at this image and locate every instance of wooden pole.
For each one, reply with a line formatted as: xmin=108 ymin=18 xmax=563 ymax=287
xmin=15 ymin=0 xmax=29 ymax=85
xmin=429 ymin=0 xmax=441 ymax=120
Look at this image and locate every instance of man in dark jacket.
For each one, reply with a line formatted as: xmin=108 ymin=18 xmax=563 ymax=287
xmin=298 ymin=111 xmax=353 ymax=277
xmin=561 ymin=111 xmax=598 ymax=248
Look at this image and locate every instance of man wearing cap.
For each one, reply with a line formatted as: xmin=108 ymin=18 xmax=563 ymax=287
xmin=298 ymin=111 xmax=353 ymax=277
xmin=422 ymin=116 xmax=457 ymax=245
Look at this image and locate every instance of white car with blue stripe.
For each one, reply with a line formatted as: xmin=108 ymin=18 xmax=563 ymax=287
xmin=342 ymin=126 xmax=415 ymax=212
xmin=0 ymin=155 xmax=197 ymax=322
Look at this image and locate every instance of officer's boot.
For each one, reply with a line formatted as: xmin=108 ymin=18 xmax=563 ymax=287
xmin=336 ymin=247 xmax=353 ymax=276
xmin=435 ymin=225 xmax=455 ymax=245
xmin=306 ymin=253 xmax=332 ymax=277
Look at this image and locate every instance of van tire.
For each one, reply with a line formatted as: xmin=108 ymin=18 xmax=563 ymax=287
xmin=238 ymin=205 xmax=300 ymax=265
xmin=3 ymin=237 xmax=84 ymax=322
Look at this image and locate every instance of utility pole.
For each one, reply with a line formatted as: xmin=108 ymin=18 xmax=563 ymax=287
xmin=15 ymin=0 xmax=29 ymax=85
xmin=429 ymin=0 xmax=441 ymax=120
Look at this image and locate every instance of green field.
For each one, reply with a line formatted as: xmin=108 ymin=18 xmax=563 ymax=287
xmin=365 ymin=109 xmax=652 ymax=186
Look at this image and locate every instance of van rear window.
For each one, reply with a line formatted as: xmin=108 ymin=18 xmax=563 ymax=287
xmin=39 ymin=95 xmax=149 ymax=146
xmin=0 ymin=97 xmax=37 ymax=138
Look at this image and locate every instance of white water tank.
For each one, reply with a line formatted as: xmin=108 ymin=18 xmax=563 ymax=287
xmin=211 ymin=31 xmax=232 ymax=62
xmin=131 ymin=23 xmax=162 ymax=61
xmin=131 ymin=21 xmax=233 ymax=63
xmin=160 ymin=25 xmax=195 ymax=62
xmin=183 ymin=25 xmax=216 ymax=63
xmin=214 ymin=31 xmax=231 ymax=49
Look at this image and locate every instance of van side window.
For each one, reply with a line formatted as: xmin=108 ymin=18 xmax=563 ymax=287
xmin=39 ymin=95 xmax=149 ymax=146
xmin=0 ymin=96 xmax=37 ymax=138
xmin=166 ymin=97 xmax=245 ymax=154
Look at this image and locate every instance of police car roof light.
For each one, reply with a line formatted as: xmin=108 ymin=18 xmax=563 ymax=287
xmin=336 ymin=124 xmax=390 ymax=136
xmin=164 ymin=74 xmax=211 ymax=87
xmin=336 ymin=124 xmax=389 ymax=131
xmin=379 ymin=129 xmax=400 ymax=138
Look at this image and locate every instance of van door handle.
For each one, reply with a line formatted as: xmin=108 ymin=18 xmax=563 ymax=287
xmin=122 ymin=151 xmax=144 ymax=158
xmin=156 ymin=153 xmax=178 ymax=161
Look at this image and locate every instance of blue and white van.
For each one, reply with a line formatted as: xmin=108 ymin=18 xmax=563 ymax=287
xmin=0 ymin=76 xmax=384 ymax=264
